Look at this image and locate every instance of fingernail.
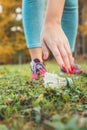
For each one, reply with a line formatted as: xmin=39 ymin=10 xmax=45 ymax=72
xmin=43 ymin=54 xmax=48 ymax=60
xmin=62 ymin=65 xmax=67 ymax=71
xmin=71 ymin=65 xmax=74 ymax=71
xmin=68 ymin=69 xmax=73 ymax=74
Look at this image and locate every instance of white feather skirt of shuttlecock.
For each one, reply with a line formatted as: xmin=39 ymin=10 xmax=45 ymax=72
xmin=43 ymin=72 xmax=73 ymax=88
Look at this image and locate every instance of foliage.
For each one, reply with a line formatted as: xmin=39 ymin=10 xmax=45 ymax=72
xmin=0 ymin=62 xmax=87 ymax=130
xmin=0 ymin=0 xmax=28 ymax=64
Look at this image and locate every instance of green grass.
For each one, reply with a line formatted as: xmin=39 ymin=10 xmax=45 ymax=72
xmin=0 ymin=61 xmax=87 ymax=130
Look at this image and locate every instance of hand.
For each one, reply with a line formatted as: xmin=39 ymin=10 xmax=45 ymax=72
xmin=41 ymin=22 xmax=74 ymax=74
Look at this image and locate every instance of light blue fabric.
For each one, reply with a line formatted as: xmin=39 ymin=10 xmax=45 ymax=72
xmin=22 ymin=0 xmax=78 ymax=52
xmin=62 ymin=0 xmax=78 ymax=52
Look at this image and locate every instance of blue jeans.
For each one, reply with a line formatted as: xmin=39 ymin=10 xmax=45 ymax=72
xmin=22 ymin=0 xmax=78 ymax=52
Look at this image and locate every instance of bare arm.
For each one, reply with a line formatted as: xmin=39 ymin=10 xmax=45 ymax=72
xmin=45 ymin=0 xmax=65 ymax=24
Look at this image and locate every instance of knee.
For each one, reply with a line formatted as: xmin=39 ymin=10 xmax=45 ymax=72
xmin=65 ymin=0 xmax=78 ymax=8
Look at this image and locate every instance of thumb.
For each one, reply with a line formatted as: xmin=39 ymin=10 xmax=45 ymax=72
xmin=42 ymin=40 xmax=49 ymax=60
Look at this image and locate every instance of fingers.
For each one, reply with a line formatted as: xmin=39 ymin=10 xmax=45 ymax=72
xmin=58 ymin=45 xmax=72 ymax=73
xmin=52 ymin=48 xmax=65 ymax=67
xmin=64 ymin=39 xmax=74 ymax=71
xmin=42 ymin=39 xmax=73 ymax=74
xmin=45 ymin=41 xmax=73 ymax=73
xmin=46 ymin=44 xmax=65 ymax=67
xmin=41 ymin=40 xmax=49 ymax=60
xmin=64 ymin=44 xmax=74 ymax=66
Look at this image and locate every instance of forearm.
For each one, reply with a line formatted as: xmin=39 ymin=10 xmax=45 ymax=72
xmin=45 ymin=0 xmax=65 ymax=25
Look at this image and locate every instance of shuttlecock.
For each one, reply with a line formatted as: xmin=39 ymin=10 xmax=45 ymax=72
xmin=43 ymin=72 xmax=73 ymax=88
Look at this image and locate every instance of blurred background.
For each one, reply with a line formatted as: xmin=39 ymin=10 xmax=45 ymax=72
xmin=0 ymin=0 xmax=87 ymax=64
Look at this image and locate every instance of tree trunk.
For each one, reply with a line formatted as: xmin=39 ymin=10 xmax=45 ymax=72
xmin=78 ymin=0 xmax=86 ymax=57
xmin=18 ymin=51 xmax=22 ymax=64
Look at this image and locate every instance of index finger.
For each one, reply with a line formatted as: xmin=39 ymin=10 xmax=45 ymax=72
xmin=47 ymin=44 xmax=65 ymax=68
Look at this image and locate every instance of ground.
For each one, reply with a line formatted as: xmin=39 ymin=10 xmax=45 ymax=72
xmin=0 ymin=61 xmax=87 ymax=130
